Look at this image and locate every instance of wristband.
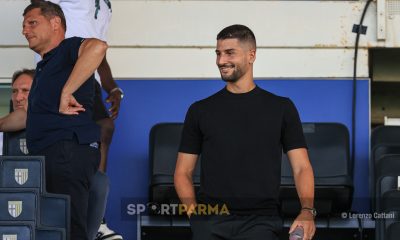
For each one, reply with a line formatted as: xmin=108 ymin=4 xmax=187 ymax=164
xmin=301 ymin=207 xmax=317 ymax=218
xmin=110 ymin=87 xmax=124 ymax=99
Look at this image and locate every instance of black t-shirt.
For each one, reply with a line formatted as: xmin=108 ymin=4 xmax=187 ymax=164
xmin=179 ymin=86 xmax=307 ymax=215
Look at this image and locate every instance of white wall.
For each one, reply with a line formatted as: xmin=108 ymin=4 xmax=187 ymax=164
xmin=0 ymin=0 xmax=393 ymax=82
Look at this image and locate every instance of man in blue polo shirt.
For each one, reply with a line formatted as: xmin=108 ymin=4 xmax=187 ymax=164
xmin=22 ymin=2 xmax=107 ymax=239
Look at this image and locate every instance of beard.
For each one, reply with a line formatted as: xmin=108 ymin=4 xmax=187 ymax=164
xmin=219 ymin=64 xmax=244 ymax=83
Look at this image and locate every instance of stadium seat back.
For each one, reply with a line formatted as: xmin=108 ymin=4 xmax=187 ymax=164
xmin=149 ymin=123 xmax=201 ymax=205
xmin=0 ymin=156 xmax=44 ymax=191
xmin=2 ymin=130 xmax=29 ymax=156
xmin=0 ymin=190 xmax=38 ymax=222
xmin=371 ymin=126 xmax=400 ymax=148
xmin=40 ymin=193 xmax=70 ymax=240
xmin=0 ymin=223 xmax=33 ymax=240
xmin=280 ymin=123 xmax=353 ymax=216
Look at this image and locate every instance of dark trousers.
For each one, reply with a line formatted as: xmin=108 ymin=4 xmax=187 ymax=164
xmin=37 ymin=139 xmax=100 ymax=240
xmin=190 ymin=215 xmax=282 ymax=240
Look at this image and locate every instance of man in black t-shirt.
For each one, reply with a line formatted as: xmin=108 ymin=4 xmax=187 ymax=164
xmin=174 ymin=25 xmax=316 ymax=240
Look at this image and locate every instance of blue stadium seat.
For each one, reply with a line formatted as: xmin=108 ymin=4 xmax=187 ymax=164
xmin=0 ymin=191 xmax=69 ymax=240
xmin=1 ymin=133 xmax=69 ymax=240
xmin=2 ymin=130 xmax=29 ymax=156
xmin=149 ymin=123 xmax=201 ymax=208
xmin=39 ymin=193 xmax=70 ymax=240
xmin=0 ymin=190 xmax=37 ymax=222
xmin=0 ymin=156 xmax=45 ymax=191
xmin=0 ymin=222 xmax=34 ymax=240
xmin=36 ymin=226 xmax=66 ymax=240
xmin=280 ymin=123 xmax=353 ymax=216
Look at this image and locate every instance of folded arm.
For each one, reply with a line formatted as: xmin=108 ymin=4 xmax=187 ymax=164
xmin=0 ymin=109 xmax=27 ymax=132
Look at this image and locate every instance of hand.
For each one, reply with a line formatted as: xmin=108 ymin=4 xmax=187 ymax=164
xmin=289 ymin=211 xmax=316 ymax=240
xmin=59 ymin=93 xmax=85 ymax=115
xmin=185 ymin=204 xmax=197 ymax=219
xmin=106 ymin=90 xmax=122 ymax=120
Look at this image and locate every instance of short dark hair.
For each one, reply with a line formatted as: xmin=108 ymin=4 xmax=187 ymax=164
xmin=217 ymin=24 xmax=256 ymax=49
xmin=23 ymin=1 xmax=67 ymax=32
xmin=12 ymin=69 xmax=35 ymax=85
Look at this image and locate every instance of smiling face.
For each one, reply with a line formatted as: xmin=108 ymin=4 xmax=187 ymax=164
xmin=12 ymin=73 xmax=33 ymax=111
xmin=216 ymin=38 xmax=255 ymax=83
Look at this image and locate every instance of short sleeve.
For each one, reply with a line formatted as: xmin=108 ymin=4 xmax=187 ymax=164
xmin=179 ymin=103 xmax=202 ymax=154
xmin=281 ymin=98 xmax=307 ymax=153
xmin=65 ymin=37 xmax=85 ymax=64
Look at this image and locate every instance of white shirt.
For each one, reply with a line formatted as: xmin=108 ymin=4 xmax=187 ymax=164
xmin=35 ymin=0 xmax=112 ymax=83
xmin=50 ymin=0 xmax=112 ymax=41
xmin=0 ymin=132 xmax=3 ymax=155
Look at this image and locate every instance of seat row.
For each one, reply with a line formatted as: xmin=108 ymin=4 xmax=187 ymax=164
xmin=149 ymin=122 xmax=353 ymax=218
xmin=0 ymin=155 xmax=70 ymax=240
xmin=371 ymin=126 xmax=400 ymax=240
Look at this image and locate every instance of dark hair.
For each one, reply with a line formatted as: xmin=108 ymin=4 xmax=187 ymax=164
xmin=12 ymin=69 xmax=35 ymax=85
xmin=23 ymin=1 xmax=67 ymax=32
xmin=217 ymin=24 xmax=256 ymax=49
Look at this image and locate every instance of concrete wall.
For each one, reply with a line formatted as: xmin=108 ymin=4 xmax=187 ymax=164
xmin=0 ymin=0 xmax=390 ymax=82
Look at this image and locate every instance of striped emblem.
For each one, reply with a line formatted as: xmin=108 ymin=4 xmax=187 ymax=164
xmin=19 ymin=138 xmax=29 ymax=155
xmin=8 ymin=201 xmax=22 ymax=218
xmin=14 ymin=169 xmax=28 ymax=185
xmin=2 ymin=235 xmax=17 ymax=240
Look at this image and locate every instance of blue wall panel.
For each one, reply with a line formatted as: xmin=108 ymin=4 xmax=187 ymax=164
xmin=104 ymin=79 xmax=369 ymax=239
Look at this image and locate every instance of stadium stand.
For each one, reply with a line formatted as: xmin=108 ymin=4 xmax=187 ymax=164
xmin=0 ymin=154 xmax=70 ymax=239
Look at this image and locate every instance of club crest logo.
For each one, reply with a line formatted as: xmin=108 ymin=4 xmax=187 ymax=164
xmin=8 ymin=201 xmax=22 ymax=218
xmin=19 ymin=138 xmax=29 ymax=155
xmin=2 ymin=234 xmax=17 ymax=240
xmin=14 ymin=169 xmax=29 ymax=185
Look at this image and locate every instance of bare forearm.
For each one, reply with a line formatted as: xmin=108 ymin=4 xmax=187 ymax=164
xmin=294 ymin=166 xmax=315 ymax=208
xmin=174 ymin=173 xmax=197 ymax=213
xmin=62 ymin=39 xmax=107 ymax=95
xmin=0 ymin=109 xmax=26 ymax=132
xmin=97 ymin=55 xmax=117 ymax=93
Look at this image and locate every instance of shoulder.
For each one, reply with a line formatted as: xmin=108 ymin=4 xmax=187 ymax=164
xmin=61 ymin=37 xmax=85 ymax=48
xmin=185 ymin=89 xmax=225 ymax=116
xmin=257 ymin=86 xmax=290 ymax=104
xmin=196 ymin=88 xmax=226 ymax=105
xmin=255 ymin=87 xmax=300 ymax=116
xmin=57 ymin=37 xmax=85 ymax=62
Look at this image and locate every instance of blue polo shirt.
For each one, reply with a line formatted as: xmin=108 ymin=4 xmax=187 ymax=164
xmin=26 ymin=37 xmax=100 ymax=154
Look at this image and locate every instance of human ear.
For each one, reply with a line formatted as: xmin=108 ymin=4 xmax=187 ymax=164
xmin=50 ymin=16 xmax=62 ymax=31
xmin=248 ymin=49 xmax=256 ymax=64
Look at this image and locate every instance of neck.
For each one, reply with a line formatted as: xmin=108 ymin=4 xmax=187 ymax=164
xmin=39 ymin=34 xmax=65 ymax=58
xmin=226 ymin=73 xmax=255 ymax=94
